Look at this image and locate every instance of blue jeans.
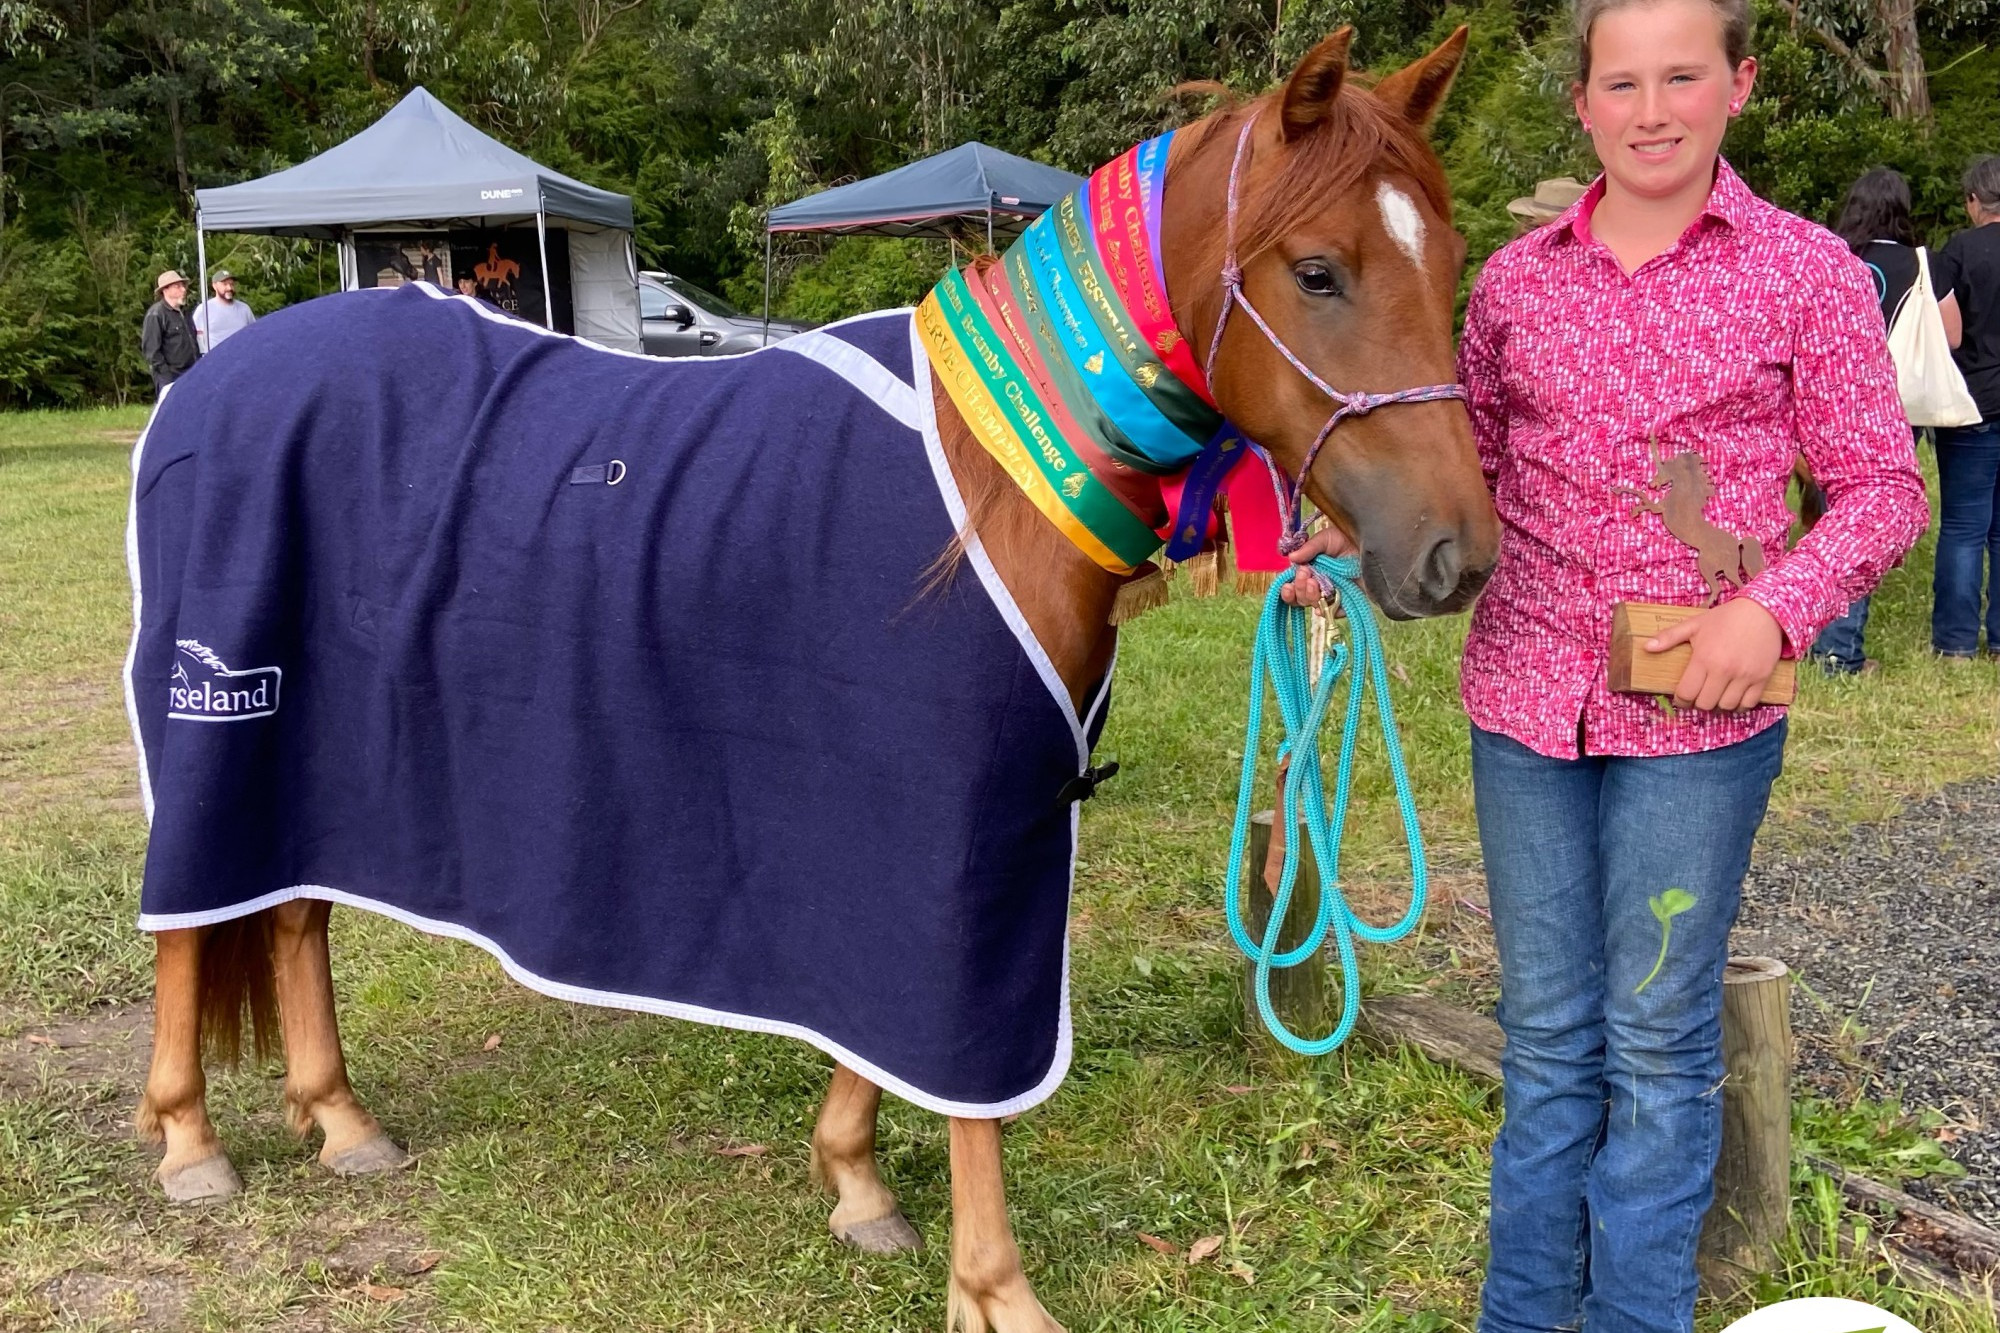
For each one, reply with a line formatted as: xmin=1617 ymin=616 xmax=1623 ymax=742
xmin=1809 ymin=594 xmax=1870 ymax=672
xmin=1932 ymin=419 xmax=2000 ymax=655
xmin=1471 ymin=720 xmax=1787 ymax=1333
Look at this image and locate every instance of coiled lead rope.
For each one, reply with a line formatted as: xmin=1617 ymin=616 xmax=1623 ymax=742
xmin=1223 ymin=554 xmax=1429 ymax=1055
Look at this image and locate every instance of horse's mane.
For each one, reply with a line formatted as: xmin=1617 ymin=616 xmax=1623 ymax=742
xmin=1178 ymin=76 xmax=1453 ymax=265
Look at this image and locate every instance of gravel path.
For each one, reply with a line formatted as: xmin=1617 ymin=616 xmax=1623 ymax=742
xmin=1732 ymin=774 xmax=2000 ymax=1230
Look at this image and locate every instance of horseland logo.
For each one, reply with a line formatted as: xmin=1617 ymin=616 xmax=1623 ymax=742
xmin=169 ymin=640 xmax=281 ymax=721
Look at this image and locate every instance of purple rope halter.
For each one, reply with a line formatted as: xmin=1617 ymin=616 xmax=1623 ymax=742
xmin=1202 ymin=116 xmax=1466 ymax=553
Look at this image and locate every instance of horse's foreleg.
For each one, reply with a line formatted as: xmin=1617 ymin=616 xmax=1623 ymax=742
xmin=269 ymin=900 xmax=408 ymax=1176
xmin=809 ymin=1064 xmax=922 ymax=1252
xmin=139 ymin=927 xmax=243 ymax=1202
xmin=947 ymin=1117 xmax=1063 ymax=1333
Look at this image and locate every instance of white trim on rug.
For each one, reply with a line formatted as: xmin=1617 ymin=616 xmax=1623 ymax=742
xmin=775 ymin=331 xmax=920 ymax=431
xmin=122 ymin=387 xmax=168 ymax=825
xmin=136 ymin=884 xmax=1071 ymax=1120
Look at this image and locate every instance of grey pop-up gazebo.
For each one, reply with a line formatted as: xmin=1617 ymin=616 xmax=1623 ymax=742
xmin=760 ymin=142 xmax=1083 ymax=332
xmin=193 ymin=87 xmax=641 ymax=350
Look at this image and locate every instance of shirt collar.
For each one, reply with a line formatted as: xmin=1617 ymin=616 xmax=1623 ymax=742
xmin=1549 ymin=158 xmax=1753 ymax=248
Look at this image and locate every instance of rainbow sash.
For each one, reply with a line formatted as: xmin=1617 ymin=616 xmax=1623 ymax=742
xmin=917 ymin=131 xmax=1290 ymax=578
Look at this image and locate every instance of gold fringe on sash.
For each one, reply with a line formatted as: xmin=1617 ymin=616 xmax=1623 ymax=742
xmin=1234 ymin=568 xmax=1277 ymax=597
xmin=1185 ymin=549 xmax=1221 ymax=598
xmin=1107 ymin=563 xmax=1171 ymax=625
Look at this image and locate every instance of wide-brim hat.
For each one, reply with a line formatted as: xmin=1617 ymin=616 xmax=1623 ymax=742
xmin=156 ymin=269 xmax=190 ymax=292
xmin=1506 ymin=177 xmax=1591 ymax=224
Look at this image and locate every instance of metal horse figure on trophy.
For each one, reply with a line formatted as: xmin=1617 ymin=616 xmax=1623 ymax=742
xmin=1617 ymin=437 xmax=1766 ymax=605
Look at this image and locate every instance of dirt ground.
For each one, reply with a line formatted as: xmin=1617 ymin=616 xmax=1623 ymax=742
xmin=4 ymin=1003 xmax=449 ymax=1331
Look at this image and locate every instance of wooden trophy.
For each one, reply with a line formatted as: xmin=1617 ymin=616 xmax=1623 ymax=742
xmin=1606 ymin=444 xmax=1796 ymax=707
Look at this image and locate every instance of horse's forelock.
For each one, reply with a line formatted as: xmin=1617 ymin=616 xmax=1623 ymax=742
xmin=1228 ymin=83 xmax=1451 ymax=265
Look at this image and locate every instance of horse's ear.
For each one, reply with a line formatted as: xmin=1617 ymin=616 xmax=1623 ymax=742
xmin=1279 ymin=27 xmax=1355 ymax=142
xmin=1371 ymin=26 xmax=1470 ymax=135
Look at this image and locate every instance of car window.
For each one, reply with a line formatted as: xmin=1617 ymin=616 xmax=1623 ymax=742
xmin=666 ymin=275 xmax=745 ymax=319
xmin=639 ymin=286 xmax=671 ymax=319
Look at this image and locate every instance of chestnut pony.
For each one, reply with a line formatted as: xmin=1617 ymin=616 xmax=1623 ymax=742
xmin=137 ymin=28 xmax=1496 ymax=1332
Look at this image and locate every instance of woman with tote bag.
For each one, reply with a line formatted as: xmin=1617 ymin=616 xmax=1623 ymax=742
xmin=1805 ymin=170 xmax=1970 ymax=673
xmin=1932 ymin=155 xmax=2000 ymax=658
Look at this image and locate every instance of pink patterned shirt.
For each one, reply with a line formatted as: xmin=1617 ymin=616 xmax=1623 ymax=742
xmin=1457 ymin=162 xmax=1930 ymax=759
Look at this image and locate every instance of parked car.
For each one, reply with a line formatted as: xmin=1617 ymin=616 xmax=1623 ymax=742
xmin=639 ymin=271 xmax=810 ymax=357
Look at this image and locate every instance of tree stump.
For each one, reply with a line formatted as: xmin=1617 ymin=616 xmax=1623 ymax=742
xmin=1240 ymin=809 xmax=1330 ymax=1053
xmin=1698 ymin=955 xmax=1793 ymax=1297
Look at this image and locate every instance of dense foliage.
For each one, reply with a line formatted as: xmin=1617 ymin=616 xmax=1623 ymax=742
xmin=2 ymin=0 xmax=1996 ymax=404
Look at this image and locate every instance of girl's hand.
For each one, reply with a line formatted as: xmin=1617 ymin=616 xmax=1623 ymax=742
xmin=1277 ymin=526 xmax=1358 ymax=607
xmin=1645 ymin=599 xmax=1785 ymax=712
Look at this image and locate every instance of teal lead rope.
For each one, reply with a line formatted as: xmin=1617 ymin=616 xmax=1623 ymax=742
xmin=1223 ymin=554 xmax=1429 ymax=1055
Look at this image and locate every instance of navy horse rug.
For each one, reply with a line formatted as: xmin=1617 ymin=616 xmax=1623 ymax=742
xmin=126 ymin=283 xmax=1109 ymax=1117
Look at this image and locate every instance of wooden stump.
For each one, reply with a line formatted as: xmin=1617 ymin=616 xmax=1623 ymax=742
xmin=1240 ymin=810 xmax=1330 ymax=1053
xmin=1698 ymin=955 xmax=1793 ymax=1298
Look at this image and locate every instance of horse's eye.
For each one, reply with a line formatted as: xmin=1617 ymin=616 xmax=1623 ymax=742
xmin=1295 ymin=261 xmax=1342 ymax=297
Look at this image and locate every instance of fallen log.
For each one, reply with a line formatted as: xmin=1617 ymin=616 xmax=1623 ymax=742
xmin=1809 ymin=1156 xmax=2000 ymax=1280
xmin=1355 ymin=993 xmax=1504 ymax=1083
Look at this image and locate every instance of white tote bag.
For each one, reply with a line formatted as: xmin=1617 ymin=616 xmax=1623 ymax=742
xmin=1887 ymin=246 xmax=1981 ymax=428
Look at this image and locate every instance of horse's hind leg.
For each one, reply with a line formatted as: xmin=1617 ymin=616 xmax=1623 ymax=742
xmin=810 ymin=1064 xmax=922 ymax=1252
xmin=269 ymin=900 xmax=408 ymax=1176
xmin=947 ymin=1117 xmax=1062 ymax=1333
xmin=138 ymin=927 xmax=243 ymax=1202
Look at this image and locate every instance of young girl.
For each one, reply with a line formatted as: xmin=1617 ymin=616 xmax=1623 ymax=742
xmin=1293 ymin=0 xmax=1928 ymax=1326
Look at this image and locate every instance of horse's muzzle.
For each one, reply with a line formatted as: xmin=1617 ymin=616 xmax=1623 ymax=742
xmin=1364 ymin=537 xmax=1495 ymax=621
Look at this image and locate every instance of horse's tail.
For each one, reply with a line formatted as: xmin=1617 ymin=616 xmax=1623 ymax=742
xmin=198 ymin=912 xmax=279 ymax=1066
xmin=1738 ymin=539 xmax=1766 ymax=581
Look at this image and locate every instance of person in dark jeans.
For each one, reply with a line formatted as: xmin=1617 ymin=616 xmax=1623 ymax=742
xmin=141 ymin=270 xmax=202 ymax=392
xmin=1809 ymin=168 xmax=1929 ymax=673
xmin=1933 ymin=155 xmax=2000 ymax=658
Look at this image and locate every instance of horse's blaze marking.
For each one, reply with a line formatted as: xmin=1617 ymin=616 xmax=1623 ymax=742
xmin=1375 ymin=182 xmax=1427 ymax=271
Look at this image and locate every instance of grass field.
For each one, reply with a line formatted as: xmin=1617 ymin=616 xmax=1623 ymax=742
xmin=1 ymin=405 xmax=1994 ymax=1330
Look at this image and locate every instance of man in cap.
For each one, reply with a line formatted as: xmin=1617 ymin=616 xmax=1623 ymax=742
xmin=141 ymin=270 xmax=202 ymax=393
xmin=192 ymin=268 xmax=257 ymax=353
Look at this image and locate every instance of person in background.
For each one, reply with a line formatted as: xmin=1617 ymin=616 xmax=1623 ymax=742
xmin=415 ymin=240 xmax=447 ymax=286
xmin=1932 ymin=155 xmax=2000 ymax=658
xmin=1506 ymin=177 xmax=1591 ymax=235
xmin=141 ymin=270 xmax=201 ymax=393
xmin=192 ymin=269 xmax=257 ymax=354
xmin=1809 ymin=166 xmax=1927 ymax=674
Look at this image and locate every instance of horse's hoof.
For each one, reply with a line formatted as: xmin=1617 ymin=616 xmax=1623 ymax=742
xmin=946 ymin=1274 xmax=1065 ymax=1333
xmin=159 ymin=1153 xmax=242 ymax=1204
xmin=832 ymin=1211 xmax=924 ymax=1253
xmin=324 ymin=1133 xmax=411 ymax=1177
